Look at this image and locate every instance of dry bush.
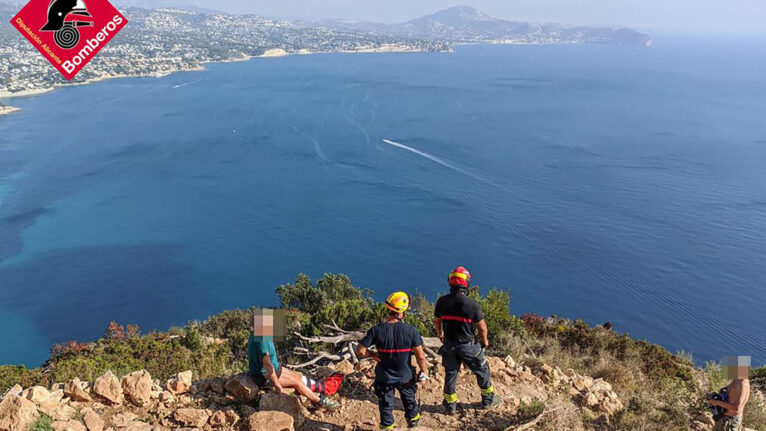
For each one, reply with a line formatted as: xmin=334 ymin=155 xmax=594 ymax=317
xmin=744 ymin=391 xmax=766 ymax=431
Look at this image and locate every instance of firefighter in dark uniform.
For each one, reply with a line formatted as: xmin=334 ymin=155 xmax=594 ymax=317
xmin=356 ymin=292 xmax=430 ymax=429
xmin=435 ymin=266 xmax=501 ymax=414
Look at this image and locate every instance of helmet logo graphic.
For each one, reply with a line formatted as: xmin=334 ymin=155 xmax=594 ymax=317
xmin=385 ymin=292 xmax=410 ymax=314
xmin=39 ymin=0 xmax=93 ymax=49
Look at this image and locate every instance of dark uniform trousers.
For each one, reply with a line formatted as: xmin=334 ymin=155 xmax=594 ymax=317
xmin=374 ymin=379 xmax=420 ymax=429
xmin=442 ymin=341 xmax=494 ymax=404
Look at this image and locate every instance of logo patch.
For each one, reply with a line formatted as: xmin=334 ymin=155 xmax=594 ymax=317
xmin=10 ymin=0 xmax=128 ymax=80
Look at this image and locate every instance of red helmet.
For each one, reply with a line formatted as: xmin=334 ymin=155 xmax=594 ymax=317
xmin=448 ymin=266 xmax=471 ymax=288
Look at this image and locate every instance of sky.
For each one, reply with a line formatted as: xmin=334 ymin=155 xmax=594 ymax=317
xmin=183 ymin=0 xmax=766 ymax=34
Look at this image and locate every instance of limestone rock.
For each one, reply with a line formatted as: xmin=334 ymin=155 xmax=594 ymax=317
xmin=49 ymin=390 xmax=64 ymax=405
xmin=110 ymin=412 xmax=137 ymax=428
xmin=93 ymin=372 xmax=123 ymax=405
xmin=158 ymin=392 xmax=175 ymax=405
xmin=23 ymin=387 xmax=51 ymax=405
xmin=173 ymin=408 xmax=210 ymax=428
xmin=166 ymin=371 xmax=192 ymax=396
xmin=51 ymin=405 xmax=78 ymax=422
xmin=64 ymin=379 xmax=92 ymax=403
xmin=486 ymin=357 xmax=506 ymax=373
xmin=246 ymin=411 xmax=293 ymax=431
xmin=223 ymin=374 xmax=257 ymax=401
xmin=209 ymin=379 xmax=225 ymax=396
xmin=583 ymin=391 xmax=599 ymax=408
xmin=122 ymin=370 xmax=153 ymax=407
xmin=258 ymin=393 xmax=304 ymax=429
xmin=0 ymin=395 xmax=40 ymax=431
xmin=572 ymin=375 xmax=593 ymax=392
xmin=600 ymin=397 xmax=623 ymax=416
xmin=334 ymin=360 xmax=354 ymax=375
xmin=52 ymin=420 xmax=86 ymax=431
xmin=81 ymin=408 xmax=104 ymax=431
xmin=124 ymin=422 xmax=151 ymax=431
xmin=1 ymin=385 xmax=22 ymax=400
xmin=539 ymin=364 xmax=554 ymax=377
xmin=208 ymin=409 xmax=239 ymax=428
xmin=503 ymin=355 xmax=516 ymax=369
xmin=175 ymin=394 xmax=193 ymax=406
xmin=591 ymin=378 xmax=612 ymax=392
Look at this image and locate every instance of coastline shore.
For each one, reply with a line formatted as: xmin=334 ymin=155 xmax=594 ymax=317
xmin=0 ymin=46 xmax=437 ymax=106
xmin=0 ymin=106 xmax=21 ymax=116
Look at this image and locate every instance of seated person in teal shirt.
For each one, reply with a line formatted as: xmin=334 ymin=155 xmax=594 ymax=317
xmin=249 ymin=309 xmax=340 ymax=409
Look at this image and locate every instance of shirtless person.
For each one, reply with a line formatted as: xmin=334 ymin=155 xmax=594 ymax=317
xmin=708 ymin=356 xmax=751 ymax=431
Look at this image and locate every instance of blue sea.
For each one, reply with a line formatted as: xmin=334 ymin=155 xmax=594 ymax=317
xmin=1 ymin=37 xmax=765 ymax=367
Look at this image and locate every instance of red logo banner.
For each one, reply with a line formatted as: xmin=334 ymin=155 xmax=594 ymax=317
xmin=10 ymin=0 xmax=128 ymax=80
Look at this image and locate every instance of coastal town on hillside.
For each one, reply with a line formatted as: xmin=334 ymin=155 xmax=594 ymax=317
xmin=0 ymin=3 xmax=650 ymax=99
xmin=0 ymin=5 xmax=448 ymax=96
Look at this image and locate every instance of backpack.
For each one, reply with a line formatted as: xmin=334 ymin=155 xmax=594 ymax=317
xmin=709 ymin=388 xmax=729 ymax=421
xmin=322 ymin=373 xmax=345 ymax=396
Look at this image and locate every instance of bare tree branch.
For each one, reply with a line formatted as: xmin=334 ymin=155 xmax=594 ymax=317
xmin=348 ymin=341 xmax=359 ymax=364
xmin=285 ymin=352 xmax=350 ymax=369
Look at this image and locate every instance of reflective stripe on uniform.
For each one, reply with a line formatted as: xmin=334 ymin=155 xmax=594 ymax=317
xmin=379 ymin=424 xmax=396 ymax=430
xmin=480 ymin=386 xmax=495 ymax=396
xmin=408 ymin=413 xmax=421 ymax=422
xmin=377 ymin=348 xmax=413 ymax=353
xmin=440 ymin=315 xmax=473 ymax=323
xmin=443 ymin=393 xmax=458 ymax=403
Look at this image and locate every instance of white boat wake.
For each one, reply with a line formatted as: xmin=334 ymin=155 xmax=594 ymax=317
xmin=172 ymin=80 xmax=201 ymax=89
xmin=382 ymin=139 xmax=497 ymax=186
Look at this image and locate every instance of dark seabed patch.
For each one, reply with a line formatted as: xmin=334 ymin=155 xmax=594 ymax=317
xmin=0 ymin=243 xmax=201 ymax=366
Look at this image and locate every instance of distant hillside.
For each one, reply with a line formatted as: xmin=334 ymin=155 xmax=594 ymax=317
xmin=320 ymin=5 xmax=652 ymax=46
xmin=113 ymin=0 xmax=214 ymax=13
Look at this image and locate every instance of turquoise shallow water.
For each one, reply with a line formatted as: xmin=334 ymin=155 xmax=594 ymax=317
xmin=1 ymin=38 xmax=765 ymax=367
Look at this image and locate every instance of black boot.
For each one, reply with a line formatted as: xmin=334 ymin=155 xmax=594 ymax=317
xmin=480 ymin=394 xmax=501 ymax=409
xmin=442 ymin=400 xmax=457 ymax=415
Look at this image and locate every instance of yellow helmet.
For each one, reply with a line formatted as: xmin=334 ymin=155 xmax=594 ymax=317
xmin=385 ymin=291 xmax=410 ymax=313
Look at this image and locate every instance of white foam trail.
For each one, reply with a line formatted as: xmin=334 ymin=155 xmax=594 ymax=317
xmin=382 ymin=139 xmax=497 ymax=186
xmin=292 ymin=126 xmax=329 ymax=162
xmin=345 ymin=114 xmax=370 ymax=144
xmin=172 ymin=80 xmax=200 ymax=89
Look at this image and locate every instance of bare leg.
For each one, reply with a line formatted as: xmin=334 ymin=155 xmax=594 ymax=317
xmin=278 ymin=368 xmax=321 ymax=404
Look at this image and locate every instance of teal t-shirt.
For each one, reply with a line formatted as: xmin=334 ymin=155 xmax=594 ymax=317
xmin=248 ymin=335 xmax=279 ymax=376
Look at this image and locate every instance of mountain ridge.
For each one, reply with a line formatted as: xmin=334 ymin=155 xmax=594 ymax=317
xmin=318 ymin=5 xmax=651 ymax=46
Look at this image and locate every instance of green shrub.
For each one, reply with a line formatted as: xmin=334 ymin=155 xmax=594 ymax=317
xmin=184 ymin=324 xmax=203 ymax=351
xmin=277 ymin=273 xmax=367 ymax=316
xmin=30 ymin=413 xmax=52 ymax=431
xmin=404 ymin=292 xmax=436 ymax=337
xmin=276 ymin=273 xmax=379 ymax=335
xmin=517 ymin=398 xmax=546 ymax=422
xmin=469 ymin=287 xmax=514 ymax=345
xmin=0 ymin=366 xmax=43 ymax=393
xmin=704 ymin=361 xmax=726 ymax=393
xmin=744 ymin=391 xmax=766 ymax=431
